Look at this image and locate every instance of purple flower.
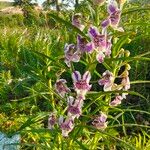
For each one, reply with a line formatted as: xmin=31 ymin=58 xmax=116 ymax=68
xmin=101 ymin=18 xmax=110 ymax=28
xmin=72 ymin=13 xmax=85 ymax=31
xmin=108 ymin=0 xmax=118 ymax=14
xmin=88 ymin=26 xmax=106 ymax=51
xmin=110 ymin=95 xmax=123 ymax=106
xmin=92 ymin=112 xmax=107 ymax=130
xmin=55 ymin=79 xmax=70 ymax=97
xmin=107 ymin=0 xmax=124 ymax=31
xmin=48 ymin=113 xmax=57 ymax=130
xmin=96 ymin=51 xmax=105 ymax=63
xmin=77 ymin=35 xmax=94 ymax=53
xmin=67 ymin=96 xmax=84 ymax=119
xmin=105 ymin=38 xmax=112 ymax=57
xmin=109 ymin=10 xmax=121 ymax=27
xmin=59 ymin=116 xmax=74 ymax=137
xmin=64 ymin=43 xmax=81 ymax=67
xmin=72 ymin=71 xmax=92 ymax=97
xmin=98 ymin=70 xmax=114 ymax=91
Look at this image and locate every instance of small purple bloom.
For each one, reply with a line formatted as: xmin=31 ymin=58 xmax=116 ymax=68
xmin=110 ymin=95 xmax=123 ymax=106
xmin=59 ymin=116 xmax=74 ymax=137
xmin=105 ymin=38 xmax=112 ymax=57
xmin=108 ymin=0 xmax=118 ymax=14
xmin=92 ymin=112 xmax=107 ymax=130
xmin=72 ymin=13 xmax=85 ymax=31
xmin=67 ymin=96 xmax=84 ymax=119
xmin=96 ymin=51 xmax=105 ymax=63
xmin=72 ymin=71 xmax=91 ymax=97
xmin=101 ymin=18 xmax=110 ymax=28
xmin=109 ymin=10 xmax=121 ymax=27
xmin=64 ymin=43 xmax=81 ymax=67
xmin=77 ymin=35 xmax=94 ymax=53
xmin=98 ymin=70 xmax=114 ymax=91
xmin=88 ymin=26 xmax=106 ymax=50
xmin=48 ymin=113 xmax=56 ymax=130
xmin=55 ymin=79 xmax=70 ymax=97
xmin=107 ymin=0 xmax=124 ymax=31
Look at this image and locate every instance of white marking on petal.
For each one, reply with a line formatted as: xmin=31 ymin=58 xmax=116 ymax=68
xmin=83 ymin=71 xmax=91 ymax=83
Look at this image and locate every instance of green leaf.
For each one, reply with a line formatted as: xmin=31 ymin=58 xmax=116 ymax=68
xmin=112 ymin=35 xmax=129 ymax=57
xmin=130 ymin=80 xmax=150 ymax=84
xmin=122 ymin=7 xmax=150 ymax=15
xmin=105 ymin=57 xmax=150 ymax=62
xmin=87 ymin=90 xmax=147 ymax=100
xmin=48 ymin=14 xmax=89 ymax=39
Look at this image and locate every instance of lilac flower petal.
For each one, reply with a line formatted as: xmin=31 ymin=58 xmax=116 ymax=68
xmin=103 ymin=83 xmax=112 ymax=91
xmin=110 ymin=10 xmax=121 ymax=27
xmin=92 ymin=112 xmax=107 ymax=130
xmin=96 ymin=51 xmax=105 ymax=63
xmin=110 ymin=95 xmax=123 ymax=106
xmin=72 ymin=13 xmax=85 ymax=31
xmin=101 ymin=19 xmax=110 ymax=28
xmin=71 ymin=53 xmax=81 ymax=62
xmin=55 ymin=79 xmax=70 ymax=97
xmin=108 ymin=4 xmax=117 ymax=14
xmin=60 ymin=118 xmax=74 ymax=137
xmin=67 ymin=96 xmax=75 ymax=106
xmin=99 ymin=113 xmax=107 ymax=123
xmin=48 ymin=114 xmax=56 ymax=130
xmin=83 ymin=71 xmax=91 ymax=83
xmin=108 ymin=1 xmax=118 ymax=14
xmin=85 ymin=42 xmax=94 ymax=53
xmin=88 ymin=26 xmax=99 ymax=38
xmin=72 ymin=71 xmax=81 ymax=82
xmin=58 ymin=116 xmax=64 ymax=125
xmin=105 ymin=39 xmax=112 ymax=57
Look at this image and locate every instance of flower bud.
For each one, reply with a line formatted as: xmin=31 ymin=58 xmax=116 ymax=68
xmin=93 ymin=0 xmax=105 ymax=5
xmin=126 ymin=64 xmax=131 ymax=70
xmin=125 ymin=50 xmax=130 ymax=57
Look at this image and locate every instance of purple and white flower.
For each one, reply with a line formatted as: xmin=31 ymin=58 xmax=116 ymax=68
xmin=96 ymin=51 xmax=105 ymax=63
xmin=59 ymin=116 xmax=74 ymax=137
xmin=77 ymin=35 xmax=94 ymax=53
xmin=88 ymin=26 xmax=106 ymax=51
xmin=72 ymin=71 xmax=92 ymax=98
xmin=101 ymin=18 xmax=110 ymax=29
xmin=92 ymin=112 xmax=107 ymax=130
xmin=48 ymin=113 xmax=56 ymax=130
xmin=98 ymin=70 xmax=114 ymax=91
xmin=55 ymin=79 xmax=70 ymax=97
xmin=107 ymin=0 xmax=124 ymax=31
xmin=72 ymin=13 xmax=85 ymax=31
xmin=105 ymin=38 xmax=112 ymax=57
xmin=64 ymin=43 xmax=81 ymax=67
xmin=67 ymin=96 xmax=84 ymax=119
xmin=109 ymin=95 xmax=123 ymax=106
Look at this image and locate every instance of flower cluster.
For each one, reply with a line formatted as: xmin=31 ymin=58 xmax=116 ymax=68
xmin=48 ymin=0 xmax=130 ymax=136
xmin=98 ymin=66 xmax=130 ymax=107
xmin=49 ymin=71 xmax=91 ymax=137
xmin=64 ymin=0 xmax=124 ymax=66
xmin=92 ymin=112 xmax=108 ymax=130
